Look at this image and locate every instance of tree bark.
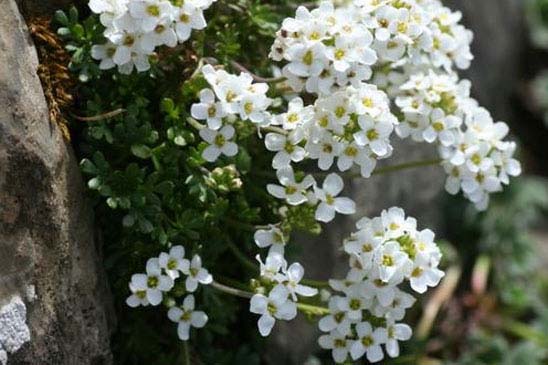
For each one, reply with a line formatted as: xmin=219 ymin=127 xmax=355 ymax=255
xmin=0 ymin=0 xmax=113 ymax=363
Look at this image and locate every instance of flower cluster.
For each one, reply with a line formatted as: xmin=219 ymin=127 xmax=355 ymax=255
xmin=318 ymin=207 xmax=444 ymax=363
xmin=265 ymin=83 xmax=397 ymax=223
xmin=270 ymin=0 xmax=473 ymax=95
xmin=250 ymin=248 xmax=318 ymax=336
xmin=269 ymin=1 xmax=377 ymax=95
xmin=126 ymin=246 xmax=213 ymax=341
xmin=353 ymin=0 xmax=474 ymax=71
xmin=394 ymin=70 xmax=521 ymax=209
xmin=89 ymin=0 xmax=216 ymax=74
xmin=192 ymin=65 xmax=272 ymax=162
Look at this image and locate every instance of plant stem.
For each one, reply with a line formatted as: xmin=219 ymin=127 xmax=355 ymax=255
xmin=259 ymin=125 xmax=289 ymax=135
xmin=186 ymin=117 xmax=204 ymax=130
xmin=230 ymin=61 xmax=287 ymax=84
xmin=71 ymin=108 xmax=126 ymax=122
xmin=211 ymin=280 xmax=253 ymax=299
xmin=182 ymin=341 xmax=190 ymax=365
xmin=296 ymin=302 xmax=330 ymax=316
xmin=211 ymin=280 xmax=331 ymax=316
xmin=301 ymin=278 xmax=330 ymax=288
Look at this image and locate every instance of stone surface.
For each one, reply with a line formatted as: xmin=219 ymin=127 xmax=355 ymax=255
xmin=0 ymin=0 xmax=113 ymax=363
xmin=0 ymin=296 xmax=30 ymax=357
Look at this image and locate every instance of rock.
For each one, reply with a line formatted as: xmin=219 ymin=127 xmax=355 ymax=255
xmin=0 ymin=296 xmax=31 ymax=361
xmin=0 ymin=1 xmax=113 ymax=364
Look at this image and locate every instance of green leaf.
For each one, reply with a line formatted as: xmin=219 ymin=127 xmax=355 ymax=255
xmin=68 ymin=6 xmax=79 ymax=24
xmin=54 ymin=10 xmax=69 ymax=26
xmin=131 ymin=144 xmax=152 ymax=159
xmin=80 ymin=158 xmax=97 ymax=174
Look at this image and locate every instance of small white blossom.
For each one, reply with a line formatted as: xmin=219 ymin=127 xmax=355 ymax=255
xmin=199 ymin=125 xmax=239 ymax=162
xmin=126 ymin=258 xmax=174 ymax=307
xmin=181 ymin=255 xmax=213 ymax=292
xmin=167 ymin=295 xmax=208 ymax=340
xmin=314 ymin=173 xmax=356 ymax=223
xmin=158 ymin=245 xmax=189 ymax=280
xmin=249 ymin=285 xmax=297 ymax=337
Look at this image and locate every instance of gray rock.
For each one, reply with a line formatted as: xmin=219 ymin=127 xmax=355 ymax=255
xmin=0 ymin=1 xmax=113 ymax=364
xmin=0 ymin=296 xmax=30 ymax=358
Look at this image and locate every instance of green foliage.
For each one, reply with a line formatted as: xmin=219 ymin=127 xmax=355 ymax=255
xmin=54 ymin=7 xmax=105 ymax=82
xmin=58 ymin=2 xmax=317 ymax=363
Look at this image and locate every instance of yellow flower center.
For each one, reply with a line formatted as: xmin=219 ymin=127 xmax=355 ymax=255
xmin=214 ymin=134 xmax=226 ymax=147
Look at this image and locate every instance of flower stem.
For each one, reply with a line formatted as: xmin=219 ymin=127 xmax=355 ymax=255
xmin=211 ymin=280 xmax=253 ymax=299
xmin=296 ymin=302 xmax=330 ymax=316
xmin=230 ymin=61 xmax=287 ymax=84
xmin=71 ymin=108 xmax=126 ymax=122
xmin=182 ymin=341 xmax=190 ymax=365
xmin=186 ymin=117 xmax=204 ymax=130
xmin=211 ymin=280 xmax=330 ymax=316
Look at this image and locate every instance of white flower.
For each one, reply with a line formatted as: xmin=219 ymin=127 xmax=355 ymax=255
xmin=256 ymin=252 xmax=286 ymax=281
xmin=199 ymin=125 xmax=238 ymax=162
xmin=306 ymin=132 xmax=343 ymax=171
xmin=350 ymin=322 xmax=387 ymax=362
xmin=249 ymin=285 xmax=297 ymax=337
xmin=318 ymin=329 xmax=352 ymax=363
xmin=422 ymin=109 xmax=461 ymax=146
xmin=127 ymin=0 xmax=173 ymax=33
xmin=173 ymin=4 xmax=207 ymax=42
xmin=191 ymin=89 xmax=226 ymax=130
xmin=181 ymin=255 xmax=213 ymax=292
xmin=265 ymin=130 xmax=306 ymax=169
xmin=409 ymin=256 xmax=445 ymax=294
xmin=267 ymin=167 xmax=315 ymax=205
xmin=286 ymin=43 xmax=328 ymax=77
xmin=337 ymin=141 xmax=374 ymax=173
xmin=274 ymin=97 xmax=314 ymax=130
xmin=238 ymin=91 xmax=271 ymax=124
xmin=385 ymin=322 xmax=412 ymax=358
xmin=373 ymin=241 xmax=411 ymax=283
xmin=381 ymin=207 xmax=416 ymax=239
xmin=318 ymin=296 xmax=352 ymax=334
xmin=314 ymin=173 xmax=356 ymax=223
xmin=91 ymin=42 xmax=117 ymax=70
xmin=336 ymin=285 xmax=369 ymax=321
xmin=126 ymin=258 xmax=174 ymax=306
xmin=254 ymin=226 xmax=286 ymax=255
xmin=167 ymin=295 xmax=208 ymax=340
xmin=277 ymin=262 xmax=318 ymax=300
xmin=158 ymin=245 xmax=189 ymax=280
xmin=354 ymin=116 xmax=394 ymax=157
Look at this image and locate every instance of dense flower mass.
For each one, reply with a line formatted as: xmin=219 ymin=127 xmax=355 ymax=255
xmin=126 ymin=246 xmax=212 ymax=341
xmin=192 ymin=64 xmax=272 ymax=162
xmin=394 ymin=70 xmax=522 ymax=209
xmin=318 ymin=207 xmax=444 ymax=363
xmin=114 ymin=0 xmax=523 ymax=361
xmin=89 ymin=0 xmax=216 ymax=73
xmin=270 ymin=0 xmax=473 ymax=95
